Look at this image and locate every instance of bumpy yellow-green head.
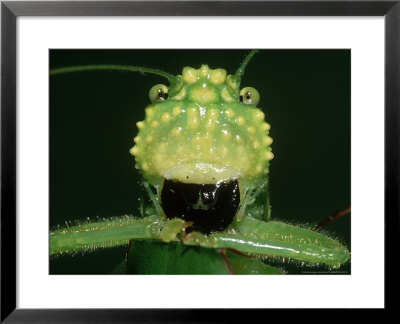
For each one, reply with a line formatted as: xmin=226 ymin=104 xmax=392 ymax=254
xmin=129 ymin=64 xmax=273 ymax=190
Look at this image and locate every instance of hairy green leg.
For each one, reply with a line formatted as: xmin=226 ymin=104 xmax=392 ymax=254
xmin=233 ymin=217 xmax=349 ymax=268
xmin=49 ymin=215 xmax=165 ymax=256
xmin=238 ymin=178 xmax=271 ymax=222
xmin=180 ymin=217 xmax=349 ymax=268
xmin=50 ymin=213 xmax=349 ymax=269
xmin=49 ymin=215 xmax=191 ymax=257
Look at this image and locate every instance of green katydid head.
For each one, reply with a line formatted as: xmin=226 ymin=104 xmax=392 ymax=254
xmin=130 ymin=50 xmax=273 ymax=190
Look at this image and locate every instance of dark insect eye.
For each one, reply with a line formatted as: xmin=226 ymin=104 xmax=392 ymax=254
xmin=149 ymin=84 xmax=168 ymax=102
xmin=239 ymin=87 xmax=260 ymax=105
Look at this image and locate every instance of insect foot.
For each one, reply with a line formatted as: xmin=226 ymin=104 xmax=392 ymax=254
xmin=181 ymin=230 xmax=218 ymax=248
xmin=159 ymin=218 xmax=190 ymax=242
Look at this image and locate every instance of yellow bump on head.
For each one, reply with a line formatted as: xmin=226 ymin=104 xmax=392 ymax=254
xmin=171 ymin=127 xmax=182 ymax=136
xmin=154 ymin=154 xmax=163 ymax=163
xmin=159 ymin=143 xmax=167 ymax=153
xmin=129 ymin=146 xmax=138 ymax=156
xmin=210 ymin=68 xmax=227 ymax=85
xmin=145 ymin=107 xmax=155 ymax=120
xmin=224 ymin=108 xmax=235 ymax=118
xmin=262 ymin=122 xmax=271 ymax=131
xmin=190 ymin=83 xmax=217 ymax=104
xmin=171 ymin=88 xmax=186 ymax=101
xmin=265 ymin=151 xmax=274 ymax=161
xmin=199 ymin=65 xmax=210 ymax=78
xmin=209 ymin=108 xmax=218 ymax=118
xmin=253 ymin=141 xmax=260 ymax=149
xmin=146 ymin=135 xmax=153 ymax=143
xmin=255 ymin=110 xmax=265 ymax=121
xmin=161 ymin=112 xmax=171 ymax=123
xmin=172 ymin=106 xmax=182 ymax=117
xmin=255 ymin=164 xmax=263 ymax=173
xmin=187 ymin=106 xmax=199 ymax=129
xmin=182 ymin=67 xmax=198 ymax=84
xmin=136 ymin=121 xmax=144 ymax=129
xmin=247 ymin=126 xmax=255 ymax=134
xmin=237 ymin=148 xmax=249 ymax=170
xmin=238 ymin=145 xmax=246 ymax=155
xmin=142 ymin=162 xmax=149 ymax=171
xmin=221 ymin=87 xmax=235 ymax=103
xmin=205 ymin=118 xmax=215 ymax=131
xmin=205 ymin=108 xmax=219 ymax=130
xmin=263 ymin=136 xmax=273 ymax=146
xmin=201 ymin=140 xmax=213 ymax=154
xmin=221 ymin=146 xmax=228 ymax=158
xmin=236 ymin=116 xmax=245 ymax=126
xmin=151 ymin=120 xmax=159 ymax=128
xmin=221 ymin=129 xmax=231 ymax=140
xmin=235 ymin=134 xmax=242 ymax=141
xmin=133 ymin=136 xmax=140 ymax=143
xmin=135 ymin=163 xmax=139 ymax=169
xmin=191 ymin=135 xmax=202 ymax=149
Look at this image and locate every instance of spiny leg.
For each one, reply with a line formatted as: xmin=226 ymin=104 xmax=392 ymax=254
xmin=49 ymin=215 xmax=164 ymax=256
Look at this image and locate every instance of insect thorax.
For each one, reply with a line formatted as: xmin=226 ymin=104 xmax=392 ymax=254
xmin=130 ymin=64 xmax=273 ymax=190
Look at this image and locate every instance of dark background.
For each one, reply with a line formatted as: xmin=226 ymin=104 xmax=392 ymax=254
xmin=49 ymin=49 xmax=350 ymax=274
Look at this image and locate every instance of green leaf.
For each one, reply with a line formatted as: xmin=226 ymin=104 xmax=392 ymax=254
xmin=126 ymin=240 xmax=229 ymax=274
xmin=226 ymin=250 xmax=284 ymax=274
xmin=111 ymin=260 xmax=127 ymax=274
xmin=126 ymin=240 xmax=284 ymax=274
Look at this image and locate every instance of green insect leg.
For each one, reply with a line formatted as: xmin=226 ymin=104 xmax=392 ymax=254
xmin=230 ymin=217 xmax=350 ymax=268
xmin=49 ymin=215 xmax=164 ymax=256
xmin=237 ymin=178 xmax=271 ymax=222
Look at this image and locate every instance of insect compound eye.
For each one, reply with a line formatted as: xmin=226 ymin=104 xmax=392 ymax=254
xmin=239 ymin=87 xmax=260 ymax=106
xmin=149 ymin=84 xmax=169 ymax=102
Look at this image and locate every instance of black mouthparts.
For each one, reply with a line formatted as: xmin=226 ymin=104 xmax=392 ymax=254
xmin=161 ymin=179 xmax=240 ymax=234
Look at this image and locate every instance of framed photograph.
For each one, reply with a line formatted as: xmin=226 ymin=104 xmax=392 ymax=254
xmin=1 ymin=0 xmax=398 ymax=321
xmin=49 ymin=48 xmax=351 ymax=277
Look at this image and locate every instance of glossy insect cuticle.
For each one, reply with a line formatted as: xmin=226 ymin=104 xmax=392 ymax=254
xmin=131 ymin=64 xmax=273 ymax=187
xmin=161 ymin=179 xmax=240 ymax=234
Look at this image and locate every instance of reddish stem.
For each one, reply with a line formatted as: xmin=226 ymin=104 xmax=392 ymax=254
xmin=220 ymin=248 xmax=234 ymax=274
xmin=227 ymin=248 xmax=252 ymax=258
xmin=125 ymin=239 xmax=134 ymax=273
xmin=314 ymin=205 xmax=351 ymax=230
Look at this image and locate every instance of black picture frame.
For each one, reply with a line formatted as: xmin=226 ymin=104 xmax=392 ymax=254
xmin=1 ymin=0 xmax=398 ymax=321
